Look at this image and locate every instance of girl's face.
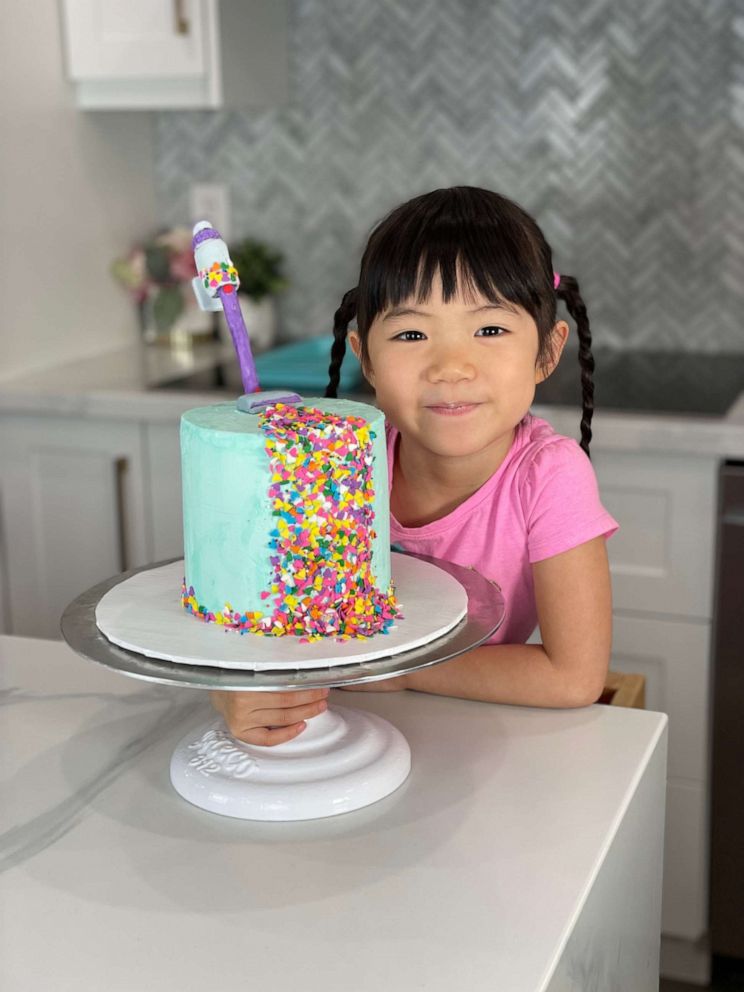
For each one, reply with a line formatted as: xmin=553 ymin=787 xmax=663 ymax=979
xmin=349 ymin=271 xmax=568 ymax=464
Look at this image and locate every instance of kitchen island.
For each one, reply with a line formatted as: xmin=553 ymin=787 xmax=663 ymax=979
xmin=0 ymin=339 xmax=734 ymax=982
xmin=1 ymin=634 xmax=667 ymax=992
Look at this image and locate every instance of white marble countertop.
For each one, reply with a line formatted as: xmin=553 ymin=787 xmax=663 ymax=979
xmin=1 ymin=634 xmax=667 ymax=992
xmin=0 ymin=341 xmax=237 ymax=424
xmin=1 ymin=342 xmax=743 ymax=456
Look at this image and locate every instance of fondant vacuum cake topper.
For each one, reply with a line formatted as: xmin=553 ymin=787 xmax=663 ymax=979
xmin=180 ymin=222 xmax=399 ymax=641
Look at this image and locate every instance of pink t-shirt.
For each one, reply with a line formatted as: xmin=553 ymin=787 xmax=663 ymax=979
xmin=387 ymin=414 xmax=619 ymax=644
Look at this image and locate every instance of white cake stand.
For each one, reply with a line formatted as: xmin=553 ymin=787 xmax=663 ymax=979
xmin=61 ymin=553 xmax=505 ymax=822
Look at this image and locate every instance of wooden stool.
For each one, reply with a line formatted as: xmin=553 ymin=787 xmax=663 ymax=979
xmin=598 ymin=671 xmax=646 ymax=709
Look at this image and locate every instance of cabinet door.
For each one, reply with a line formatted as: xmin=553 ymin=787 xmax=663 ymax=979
xmin=61 ymin=0 xmax=207 ymax=79
xmin=611 ymin=613 xmax=711 ymax=941
xmin=612 ymin=615 xmax=710 ymax=782
xmin=593 ymin=450 xmax=718 ymax=619
xmin=60 ymin=0 xmax=287 ymax=110
xmin=0 ymin=416 xmax=148 ymax=639
xmin=146 ymin=422 xmax=184 ymax=563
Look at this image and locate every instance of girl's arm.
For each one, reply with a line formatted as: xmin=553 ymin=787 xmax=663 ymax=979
xmin=355 ymin=536 xmax=612 ymax=708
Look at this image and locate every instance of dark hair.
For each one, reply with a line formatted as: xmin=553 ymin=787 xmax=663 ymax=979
xmin=325 ymin=186 xmax=594 ymax=457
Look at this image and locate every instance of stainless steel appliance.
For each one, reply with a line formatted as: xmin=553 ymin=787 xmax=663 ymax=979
xmin=709 ymin=461 xmax=744 ymax=957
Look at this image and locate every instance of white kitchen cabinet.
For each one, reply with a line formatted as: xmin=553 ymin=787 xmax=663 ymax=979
xmin=610 ymin=613 xmax=711 ymax=941
xmin=663 ymin=779 xmax=710 ymax=942
xmin=611 ymin=615 xmax=711 ymax=783
xmin=594 ymin=448 xmax=719 ymax=979
xmin=593 ymin=449 xmax=719 ymax=619
xmin=145 ymin=421 xmax=184 ymax=562
xmin=0 ymin=414 xmax=149 ymax=639
xmin=60 ymin=0 xmax=287 ymax=110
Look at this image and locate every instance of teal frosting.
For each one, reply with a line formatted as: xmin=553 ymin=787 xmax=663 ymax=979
xmin=180 ymin=398 xmax=391 ymax=618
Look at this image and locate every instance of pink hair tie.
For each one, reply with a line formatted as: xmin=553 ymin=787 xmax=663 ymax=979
xmin=553 ymin=272 xmax=561 ymax=290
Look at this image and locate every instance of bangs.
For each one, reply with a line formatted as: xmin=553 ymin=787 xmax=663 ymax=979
xmin=356 ymin=187 xmax=550 ymax=331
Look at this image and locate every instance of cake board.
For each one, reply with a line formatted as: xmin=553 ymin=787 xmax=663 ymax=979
xmin=93 ymin=553 xmax=470 ymax=671
xmin=61 ymin=553 xmax=505 ymax=821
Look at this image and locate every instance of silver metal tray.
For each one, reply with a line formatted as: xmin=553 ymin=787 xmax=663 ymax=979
xmin=60 ymin=553 xmax=505 ymax=691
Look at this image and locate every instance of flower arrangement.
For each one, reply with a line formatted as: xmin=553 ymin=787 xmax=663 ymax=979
xmin=112 ymin=228 xmax=289 ymax=348
xmin=111 ymin=227 xmax=198 ymax=335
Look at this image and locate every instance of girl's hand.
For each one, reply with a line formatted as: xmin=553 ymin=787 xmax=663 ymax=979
xmin=339 ymin=675 xmax=408 ymax=693
xmin=209 ymin=688 xmax=330 ymax=746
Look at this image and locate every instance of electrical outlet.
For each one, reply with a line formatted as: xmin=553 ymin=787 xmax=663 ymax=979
xmin=189 ymin=182 xmax=231 ymax=240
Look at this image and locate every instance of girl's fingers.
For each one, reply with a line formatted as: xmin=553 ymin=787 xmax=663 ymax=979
xmin=233 ymin=722 xmax=308 ymax=747
xmin=218 ymin=690 xmax=330 ymax=742
xmin=211 ymin=689 xmax=328 ymax=726
xmin=253 ymin=697 xmax=328 ymax=728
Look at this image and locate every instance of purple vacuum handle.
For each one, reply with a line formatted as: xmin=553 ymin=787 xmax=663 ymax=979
xmin=219 ymin=288 xmax=260 ymax=394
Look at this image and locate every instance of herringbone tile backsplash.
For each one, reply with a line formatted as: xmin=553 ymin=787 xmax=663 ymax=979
xmin=155 ymin=0 xmax=744 ymax=353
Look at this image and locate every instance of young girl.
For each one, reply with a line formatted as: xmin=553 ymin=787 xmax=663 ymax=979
xmin=211 ymin=186 xmax=617 ymax=745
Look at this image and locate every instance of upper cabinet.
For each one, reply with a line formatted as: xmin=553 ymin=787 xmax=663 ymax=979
xmin=60 ymin=0 xmax=288 ymax=110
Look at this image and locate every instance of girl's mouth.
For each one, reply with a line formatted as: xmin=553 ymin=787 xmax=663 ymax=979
xmin=425 ymin=402 xmax=482 ymax=416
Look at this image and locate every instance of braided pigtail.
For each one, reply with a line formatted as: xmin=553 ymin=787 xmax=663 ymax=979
xmin=556 ymin=274 xmax=594 ymax=458
xmin=325 ymin=287 xmax=358 ymax=398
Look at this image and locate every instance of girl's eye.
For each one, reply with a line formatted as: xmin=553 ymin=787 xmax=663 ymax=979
xmin=392 ymin=330 xmax=426 ymax=341
xmin=476 ymin=325 xmax=508 ymax=337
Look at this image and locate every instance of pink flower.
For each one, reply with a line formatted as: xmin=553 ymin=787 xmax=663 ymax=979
xmin=112 ymin=228 xmax=199 ymax=311
xmin=170 ymin=249 xmax=197 ymax=283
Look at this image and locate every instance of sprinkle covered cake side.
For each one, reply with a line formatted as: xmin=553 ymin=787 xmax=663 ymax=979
xmin=181 ymin=401 xmax=399 ymax=640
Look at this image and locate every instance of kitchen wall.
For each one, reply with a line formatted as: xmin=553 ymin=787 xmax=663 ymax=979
xmin=0 ymin=1 xmax=157 ymax=381
xmin=155 ymin=0 xmax=744 ymax=354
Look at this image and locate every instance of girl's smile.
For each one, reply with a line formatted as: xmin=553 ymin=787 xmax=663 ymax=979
xmin=424 ymin=401 xmax=483 ymax=416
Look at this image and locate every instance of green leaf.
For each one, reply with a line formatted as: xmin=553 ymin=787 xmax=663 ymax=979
xmin=152 ymin=286 xmax=184 ymax=331
xmin=230 ymin=237 xmax=288 ymax=300
xmin=145 ymin=245 xmax=171 ymax=283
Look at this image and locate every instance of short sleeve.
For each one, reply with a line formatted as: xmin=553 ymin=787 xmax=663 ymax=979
xmin=521 ymin=438 xmax=619 ymax=563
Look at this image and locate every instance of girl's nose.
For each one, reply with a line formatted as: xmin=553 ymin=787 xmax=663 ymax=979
xmin=426 ymin=350 xmax=476 ymax=384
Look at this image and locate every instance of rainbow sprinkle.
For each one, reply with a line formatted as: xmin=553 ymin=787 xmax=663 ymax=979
xmin=199 ymin=261 xmax=239 ymax=292
xmin=182 ymin=403 xmax=399 ymax=640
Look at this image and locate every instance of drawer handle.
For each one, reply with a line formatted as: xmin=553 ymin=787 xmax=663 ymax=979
xmin=173 ymin=0 xmax=190 ymax=35
xmin=114 ymin=457 xmax=129 ymax=573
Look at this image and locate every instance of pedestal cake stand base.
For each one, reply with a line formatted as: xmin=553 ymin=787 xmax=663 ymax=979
xmin=170 ymin=705 xmax=410 ymax=821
